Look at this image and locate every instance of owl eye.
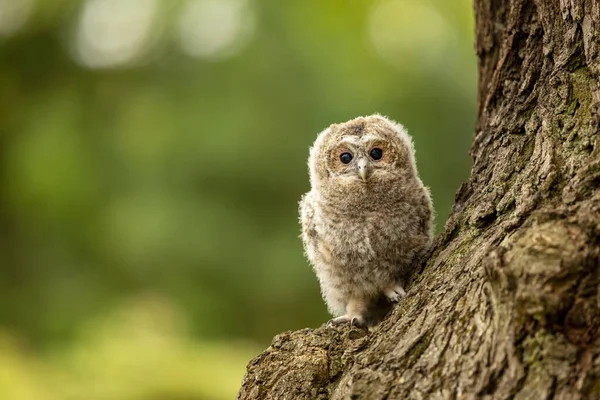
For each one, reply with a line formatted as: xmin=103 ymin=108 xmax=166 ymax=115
xmin=340 ymin=152 xmax=353 ymax=164
xmin=370 ymin=148 xmax=383 ymax=160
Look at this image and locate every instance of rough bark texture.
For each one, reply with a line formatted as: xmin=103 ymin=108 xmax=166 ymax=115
xmin=238 ymin=1 xmax=600 ymax=398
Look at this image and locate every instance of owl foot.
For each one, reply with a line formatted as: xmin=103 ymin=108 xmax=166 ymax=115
xmin=351 ymin=316 xmax=367 ymax=328
xmin=384 ymin=285 xmax=406 ymax=302
xmin=327 ymin=315 xmax=351 ymax=326
xmin=327 ymin=315 xmax=367 ymax=328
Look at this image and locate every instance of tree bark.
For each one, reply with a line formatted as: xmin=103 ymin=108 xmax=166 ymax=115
xmin=237 ymin=0 xmax=600 ymax=398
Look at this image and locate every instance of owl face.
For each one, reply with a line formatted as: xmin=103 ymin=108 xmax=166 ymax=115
xmin=309 ymin=115 xmax=416 ymax=192
xmin=327 ymin=133 xmax=398 ymax=183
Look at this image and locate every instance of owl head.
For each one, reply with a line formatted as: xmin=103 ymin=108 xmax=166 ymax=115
xmin=308 ymin=115 xmax=419 ymax=198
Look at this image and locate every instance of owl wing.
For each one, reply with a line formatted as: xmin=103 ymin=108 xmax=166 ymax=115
xmin=299 ymin=192 xmax=319 ymax=256
xmin=300 ymin=192 xmax=338 ymax=274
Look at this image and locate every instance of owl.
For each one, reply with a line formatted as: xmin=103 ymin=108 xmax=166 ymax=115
xmin=299 ymin=114 xmax=433 ymax=327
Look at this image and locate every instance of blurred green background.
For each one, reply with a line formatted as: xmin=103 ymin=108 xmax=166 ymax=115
xmin=0 ymin=0 xmax=475 ymax=398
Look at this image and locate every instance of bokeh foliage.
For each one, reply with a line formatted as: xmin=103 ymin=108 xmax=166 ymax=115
xmin=0 ymin=0 xmax=475 ymax=398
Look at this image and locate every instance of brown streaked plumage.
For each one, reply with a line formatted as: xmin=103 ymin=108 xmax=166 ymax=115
xmin=299 ymin=114 xmax=434 ymax=327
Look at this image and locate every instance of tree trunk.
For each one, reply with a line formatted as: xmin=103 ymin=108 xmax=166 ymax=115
xmin=237 ymin=0 xmax=600 ymax=398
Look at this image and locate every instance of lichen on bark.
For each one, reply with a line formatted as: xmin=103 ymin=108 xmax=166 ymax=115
xmin=238 ymin=1 xmax=600 ymax=398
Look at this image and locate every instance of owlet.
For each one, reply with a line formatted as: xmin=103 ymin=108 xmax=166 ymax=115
xmin=299 ymin=115 xmax=433 ymax=327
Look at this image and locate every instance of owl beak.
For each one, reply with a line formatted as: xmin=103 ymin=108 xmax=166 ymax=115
xmin=357 ymin=159 xmax=369 ymax=182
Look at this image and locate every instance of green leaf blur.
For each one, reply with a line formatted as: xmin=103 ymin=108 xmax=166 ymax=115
xmin=0 ymin=0 xmax=475 ymax=398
